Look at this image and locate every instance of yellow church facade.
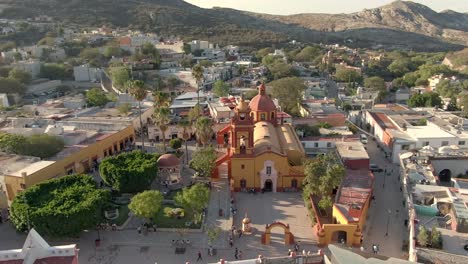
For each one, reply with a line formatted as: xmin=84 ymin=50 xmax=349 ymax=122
xmin=216 ymin=84 xmax=305 ymax=192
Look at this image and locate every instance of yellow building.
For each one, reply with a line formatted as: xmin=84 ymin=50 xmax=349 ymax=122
xmin=216 ymin=84 xmax=305 ymax=192
xmin=315 ymin=169 xmax=374 ymax=246
xmin=1 ymin=126 xmax=135 ymax=204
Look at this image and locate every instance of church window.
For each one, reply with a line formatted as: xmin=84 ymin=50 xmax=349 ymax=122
xmin=271 ymin=112 xmax=275 ymax=120
xmin=260 ymin=113 xmax=266 ymax=120
xmin=239 ymin=113 xmax=246 ymax=120
xmin=241 ymin=164 xmax=245 ymax=169
xmin=266 ymin=166 xmax=272 ymax=175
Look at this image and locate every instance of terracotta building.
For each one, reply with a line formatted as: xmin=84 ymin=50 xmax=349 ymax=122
xmin=216 ymin=84 xmax=305 ymax=192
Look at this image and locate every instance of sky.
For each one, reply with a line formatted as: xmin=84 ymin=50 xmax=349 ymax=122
xmin=184 ymin=0 xmax=468 ymax=15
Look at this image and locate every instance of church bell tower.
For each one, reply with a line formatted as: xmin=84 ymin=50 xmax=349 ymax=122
xmin=231 ymin=97 xmax=254 ymax=155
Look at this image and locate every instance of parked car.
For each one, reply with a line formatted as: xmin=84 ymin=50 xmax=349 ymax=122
xmin=360 ymin=134 xmax=368 ymax=144
xmin=370 ymin=164 xmax=383 ymax=173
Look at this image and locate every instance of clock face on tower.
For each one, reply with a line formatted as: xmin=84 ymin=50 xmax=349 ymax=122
xmin=239 ymin=113 xmax=246 ymax=120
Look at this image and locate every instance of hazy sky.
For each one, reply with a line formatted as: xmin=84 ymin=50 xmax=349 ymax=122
xmin=184 ymin=0 xmax=467 ymax=15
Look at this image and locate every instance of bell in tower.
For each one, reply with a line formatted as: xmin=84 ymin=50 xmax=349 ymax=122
xmin=231 ymin=96 xmax=254 ymax=155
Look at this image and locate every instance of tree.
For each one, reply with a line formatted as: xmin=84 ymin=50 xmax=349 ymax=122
xmin=99 ymin=151 xmax=159 ymax=193
xmin=244 ymin=90 xmax=258 ymax=100
xmin=364 ymin=76 xmax=386 ymax=91
xmin=417 ymin=226 xmax=429 ymax=247
xmin=86 ymin=88 xmax=110 ymax=107
xmin=194 ymin=117 xmax=213 ymax=147
xmin=294 ymin=46 xmax=322 ymax=62
xmin=10 ymin=174 xmax=110 ymax=237
xmin=104 ymin=46 xmax=123 ymax=58
xmin=0 ymin=133 xmax=27 ymax=153
xmin=39 ymin=63 xmax=69 ymax=80
xmin=446 ymin=97 xmax=459 ymax=111
xmin=335 ymin=68 xmax=361 ymax=84
xmin=183 ymin=43 xmax=191 ymax=55
xmin=188 ymin=104 xmax=202 ymax=123
xmin=141 ymin=42 xmax=161 ymax=68
xmin=388 ymin=58 xmax=414 ymax=77
xmin=0 ymin=67 xmax=12 ymax=78
xmin=213 ymin=80 xmax=230 ymax=97
xmin=342 ymin=103 xmax=352 ymax=112
xmin=128 ymin=190 xmax=163 ymax=220
xmin=269 ymin=77 xmax=306 ymax=116
xmin=189 ymin=146 xmax=217 ymax=178
xmin=109 ymin=67 xmax=130 ymax=90
xmin=153 ymin=107 xmax=171 ymax=153
xmin=178 ymin=119 xmax=191 ymax=164
xmin=128 ymin=80 xmax=148 ymax=152
xmin=117 ymin=103 xmax=132 ymax=116
xmin=0 ymin=77 xmax=26 ymax=94
xmin=303 ymin=153 xmax=345 ymax=209
xmin=199 ymin=60 xmax=212 ymax=68
xmin=430 ymin=226 xmax=442 ymax=249
xmin=79 ymin=48 xmax=101 ymax=61
xmin=169 ymin=138 xmax=182 ymax=152
xmin=268 ymin=61 xmax=298 ymax=80
xmin=167 ymin=76 xmax=180 ymax=89
xmin=175 ymin=184 xmax=210 ymax=224
xmin=16 ymin=134 xmax=64 ymax=159
xmin=192 ymin=64 xmax=204 ymax=115
xmin=408 ymin=92 xmax=442 ymax=108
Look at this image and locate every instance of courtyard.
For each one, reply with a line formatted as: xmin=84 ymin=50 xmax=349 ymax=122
xmin=231 ymin=192 xmax=318 ymax=255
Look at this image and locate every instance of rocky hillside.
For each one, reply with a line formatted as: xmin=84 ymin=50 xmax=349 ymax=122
xmin=0 ymin=0 xmax=466 ymax=51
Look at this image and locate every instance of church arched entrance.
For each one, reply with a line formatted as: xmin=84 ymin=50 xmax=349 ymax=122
xmin=261 ymin=222 xmax=295 ymax=245
xmin=264 ymin=179 xmax=273 ymax=192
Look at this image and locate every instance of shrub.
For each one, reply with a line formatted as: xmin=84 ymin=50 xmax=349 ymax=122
xmin=99 ymin=151 xmax=159 ymax=193
xmin=10 ymin=174 xmax=110 ymax=237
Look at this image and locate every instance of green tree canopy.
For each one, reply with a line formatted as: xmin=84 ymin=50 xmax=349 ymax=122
xmin=0 ymin=133 xmax=64 ymax=158
xmin=189 ymin=146 xmax=217 ymax=177
xmin=408 ymin=92 xmax=442 ymax=108
xmin=436 ymin=79 xmax=468 ymax=98
xmin=194 ymin=117 xmax=213 ymax=147
xmin=169 ymin=138 xmax=183 ymax=151
xmin=8 ymin=68 xmax=32 ymax=84
xmin=175 ymin=183 xmax=210 ymax=224
xmin=39 ymin=63 xmax=70 ymax=80
xmin=364 ymin=76 xmax=386 ymax=91
xmin=294 ymin=46 xmax=322 ymax=62
xmin=303 ymin=153 xmax=345 ymax=209
xmin=103 ymin=46 xmax=123 ymax=58
xmin=388 ymin=58 xmax=415 ymax=77
xmin=109 ymin=67 xmax=130 ymax=90
xmin=117 ymin=103 xmax=132 ymax=115
xmin=268 ymin=61 xmax=298 ymax=80
xmin=335 ymin=68 xmax=362 ymax=83
xmin=212 ymin=80 xmax=230 ymax=97
xmin=10 ymin=174 xmax=110 ymax=237
xmin=99 ymin=151 xmax=159 ymax=193
xmin=269 ymin=77 xmax=306 ymax=116
xmin=417 ymin=226 xmax=429 ymax=247
xmin=0 ymin=77 xmax=26 ymax=94
xmin=86 ymin=88 xmax=110 ymax=107
xmin=128 ymin=190 xmax=163 ymax=220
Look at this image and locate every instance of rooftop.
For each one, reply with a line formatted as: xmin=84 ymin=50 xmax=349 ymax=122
xmin=406 ymin=122 xmax=456 ymax=139
xmin=336 ymin=141 xmax=369 ymax=160
xmin=0 ymin=153 xmax=40 ymax=176
xmin=8 ymin=161 xmax=55 ymax=177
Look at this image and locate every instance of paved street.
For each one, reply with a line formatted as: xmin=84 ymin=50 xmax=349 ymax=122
xmin=363 ymin=137 xmax=408 ymax=258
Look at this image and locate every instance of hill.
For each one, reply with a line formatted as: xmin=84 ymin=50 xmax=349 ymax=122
xmin=0 ymin=0 xmax=466 ymax=51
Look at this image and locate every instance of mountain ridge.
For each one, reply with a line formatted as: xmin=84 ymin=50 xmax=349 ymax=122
xmin=0 ymin=0 xmax=466 ymax=51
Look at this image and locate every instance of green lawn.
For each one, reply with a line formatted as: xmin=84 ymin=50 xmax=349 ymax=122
xmin=108 ymin=204 xmax=130 ymax=226
xmin=154 ymin=205 xmax=201 ymax=229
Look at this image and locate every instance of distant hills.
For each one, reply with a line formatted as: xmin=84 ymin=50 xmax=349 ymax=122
xmin=0 ymin=0 xmax=466 ymax=51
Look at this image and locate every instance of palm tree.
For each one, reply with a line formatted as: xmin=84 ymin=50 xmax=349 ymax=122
xmin=191 ymin=64 xmax=204 ymax=116
xmin=153 ymin=91 xmax=170 ymax=109
xmin=178 ymin=119 xmax=191 ymax=164
xmin=153 ymin=107 xmax=171 ymax=153
xmin=128 ymin=80 xmax=148 ymax=152
xmin=194 ymin=117 xmax=213 ymax=147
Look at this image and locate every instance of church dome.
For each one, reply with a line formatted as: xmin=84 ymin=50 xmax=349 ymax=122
xmin=249 ymin=83 xmax=276 ymax=112
xmin=157 ymin=154 xmax=179 ymax=168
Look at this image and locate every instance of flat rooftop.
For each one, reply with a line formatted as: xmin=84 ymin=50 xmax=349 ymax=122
xmin=0 ymin=153 xmax=40 ymax=176
xmin=406 ymin=122 xmax=456 ymax=139
xmin=8 ymin=161 xmax=55 ymax=177
xmin=336 ymin=141 xmax=369 ymax=160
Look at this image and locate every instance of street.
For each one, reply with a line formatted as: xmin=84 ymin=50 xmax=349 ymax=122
xmin=363 ymin=136 xmax=408 ymax=258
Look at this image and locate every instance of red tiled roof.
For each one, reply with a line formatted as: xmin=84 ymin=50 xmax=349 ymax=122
xmin=119 ymin=37 xmax=131 ymax=46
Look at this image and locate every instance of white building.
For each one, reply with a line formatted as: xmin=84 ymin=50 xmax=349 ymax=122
xmin=189 ymin=40 xmax=210 ymax=51
xmin=0 ymin=93 xmax=9 ymax=107
xmin=73 ymin=64 xmax=101 ymax=82
xmin=11 ymin=59 xmax=41 ymax=78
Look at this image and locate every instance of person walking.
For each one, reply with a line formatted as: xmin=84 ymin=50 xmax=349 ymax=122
xmin=235 ymin=248 xmax=239 ymax=259
xmin=197 ymin=251 xmax=202 ymax=261
xmin=229 ymin=238 xmax=233 ymax=247
xmin=238 ymin=250 xmax=243 ymax=259
xmin=137 ymin=226 xmax=142 ymax=234
xmin=238 ymin=229 xmax=243 ymax=238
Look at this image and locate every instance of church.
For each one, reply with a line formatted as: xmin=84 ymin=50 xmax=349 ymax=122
xmin=216 ymin=84 xmax=305 ymax=192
